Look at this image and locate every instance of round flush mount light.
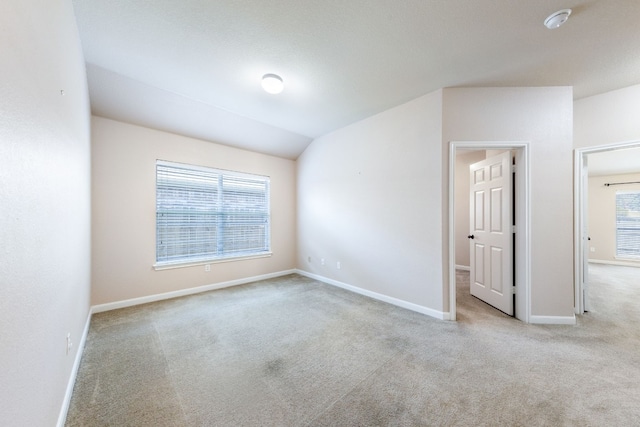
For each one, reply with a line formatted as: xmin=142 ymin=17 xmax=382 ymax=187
xmin=544 ymin=9 xmax=571 ymax=29
xmin=261 ymin=73 xmax=284 ymax=94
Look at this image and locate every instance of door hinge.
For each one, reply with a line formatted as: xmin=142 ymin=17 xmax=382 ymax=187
xmin=512 ymin=225 xmax=516 ymax=233
xmin=512 ymin=286 xmax=516 ymax=295
xmin=512 ymin=164 xmax=517 ymax=173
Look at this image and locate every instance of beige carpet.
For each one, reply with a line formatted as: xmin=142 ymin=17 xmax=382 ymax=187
xmin=66 ymin=265 xmax=640 ymax=426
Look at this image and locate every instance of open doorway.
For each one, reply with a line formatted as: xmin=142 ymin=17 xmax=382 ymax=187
xmin=574 ymin=141 xmax=640 ymax=314
xmin=448 ymin=142 xmax=530 ymax=323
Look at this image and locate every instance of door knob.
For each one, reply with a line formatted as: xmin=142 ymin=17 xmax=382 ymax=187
xmin=467 ymin=235 xmax=475 ymax=239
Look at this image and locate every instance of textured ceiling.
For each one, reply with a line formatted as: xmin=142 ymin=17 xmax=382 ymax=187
xmin=72 ymin=0 xmax=640 ymax=159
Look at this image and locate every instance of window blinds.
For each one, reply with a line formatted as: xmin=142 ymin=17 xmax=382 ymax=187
xmin=616 ymin=191 xmax=640 ymax=259
xmin=156 ymin=161 xmax=270 ymax=266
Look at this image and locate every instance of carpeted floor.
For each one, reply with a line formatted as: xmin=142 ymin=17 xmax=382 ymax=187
xmin=66 ymin=265 xmax=640 ymax=426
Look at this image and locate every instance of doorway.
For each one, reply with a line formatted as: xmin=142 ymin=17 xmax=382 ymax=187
xmin=448 ymin=142 xmax=531 ymax=322
xmin=574 ymin=140 xmax=640 ymax=314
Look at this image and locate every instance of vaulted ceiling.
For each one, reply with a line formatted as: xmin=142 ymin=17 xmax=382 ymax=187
xmin=73 ymin=0 xmax=640 ymax=159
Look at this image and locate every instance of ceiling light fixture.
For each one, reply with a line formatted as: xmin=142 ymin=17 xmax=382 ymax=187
xmin=261 ymin=73 xmax=284 ymax=94
xmin=544 ymin=9 xmax=571 ymax=29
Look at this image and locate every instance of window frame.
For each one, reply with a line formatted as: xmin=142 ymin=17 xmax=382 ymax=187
xmin=154 ymin=160 xmax=271 ymax=270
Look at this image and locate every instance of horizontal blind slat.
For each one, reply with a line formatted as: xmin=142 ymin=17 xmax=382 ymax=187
xmin=615 ymin=191 xmax=640 ymax=258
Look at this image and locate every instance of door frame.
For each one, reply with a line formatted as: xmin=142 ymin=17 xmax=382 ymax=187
xmin=573 ymin=140 xmax=640 ymax=314
xmin=448 ymin=141 xmax=531 ymax=322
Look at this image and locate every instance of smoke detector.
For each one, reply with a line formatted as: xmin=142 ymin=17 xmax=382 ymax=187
xmin=544 ymin=9 xmax=572 ymax=29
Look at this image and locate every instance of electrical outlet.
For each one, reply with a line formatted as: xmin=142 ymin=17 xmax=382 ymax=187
xmin=590 ymin=247 xmax=595 ymax=253
xmin=337 ymin=261 xmax=341 ymax=269
xmin=205 ymin=264 xmax=211 ymax=272
xmin=321 ymin=258 xmax=325 ymax=265
xmin=66 ymin=333 xmax=73 ymax=356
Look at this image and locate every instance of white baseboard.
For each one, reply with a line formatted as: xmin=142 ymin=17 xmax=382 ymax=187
xmin=455 ymin=265 xmax=470 ymax=271
xmin=589 ymin=259 xmax=640 ymax=268
xmin=91 ymin=269 xmax=297 ymax=313
xmin=295 ymin=269 xmax=448 ymax=321
xmin=57 ymin=309 xmax=92 ymax=427
xmin=529 ymin=315 xmax=576 ymax=325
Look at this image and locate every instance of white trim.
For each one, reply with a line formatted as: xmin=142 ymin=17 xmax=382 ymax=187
xmin=153 ymin=253 xmax=272 ymax=271
xmin=589 ymin=259 xmax=640 ymax=268
xmin=448 ymin=142 xmax=456 ymax=321
xmin=529 ymin=315 xmax=576 ymax=325
xmin=574 ymin=150 xmax=586 ymax=314
xmin=56 ymin=309 xmax=92 ymax=427
xmin=574 ymin=140 xmax=640 ymax=316
xmin=455 ymin=264 xmax=470 ymax=271
xmin=296 ymin=269 xmax=449 ymax=321
xmin=449 ymin=141 xmax=531 ymax=323
xmin=92 ymin=270 xmax=296 ymax=313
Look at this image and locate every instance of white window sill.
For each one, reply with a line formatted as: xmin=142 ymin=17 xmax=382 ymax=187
xmin=614 ymin=256 xmax=640 ymax=262
xmin=153 ymin=252 xmax=272 ymax=271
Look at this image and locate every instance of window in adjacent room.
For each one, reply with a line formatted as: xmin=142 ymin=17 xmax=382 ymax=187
xmin=155 ymin=160 xmax=270 ymax=268
xmin=616 ymin=191 xmax=640 ymax=259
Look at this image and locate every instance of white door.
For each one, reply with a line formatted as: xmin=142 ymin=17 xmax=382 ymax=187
xmin=469 ymin=151 xmax=514 ymax=315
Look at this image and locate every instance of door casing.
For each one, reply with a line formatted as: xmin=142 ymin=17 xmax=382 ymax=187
xmin=448 ymin=141 xmax=531 ymax=322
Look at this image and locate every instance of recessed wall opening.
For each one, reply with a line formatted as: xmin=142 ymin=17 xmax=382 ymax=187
xmin=574 ymin=141 xmax=640 ymax=315
xmin=449 ymin=142 xmax=530 ymax=323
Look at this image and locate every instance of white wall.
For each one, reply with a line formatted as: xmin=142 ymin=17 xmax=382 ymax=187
xmin=575 ymin=83 xmax=640 ymax=149
xmin=0 ymin=1 xmax=91 ymax=425
xmin=297 ymin=90 xmax=445 ymax=314
xmin=91 ymin=117 xmax=297 ymax=305
xmin=298 ymin=87 xmax=574 ymax=320
xmin=588 ymin=173 xmax=640 ymax=266
xmin=443 ymin=87 xmax=575 ymax=318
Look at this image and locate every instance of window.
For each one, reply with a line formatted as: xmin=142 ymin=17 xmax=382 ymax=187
xmin=155 ymin=160 xmax=270 ymax=267
xmin=616 ymin=191 xmax=640 ymax=259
